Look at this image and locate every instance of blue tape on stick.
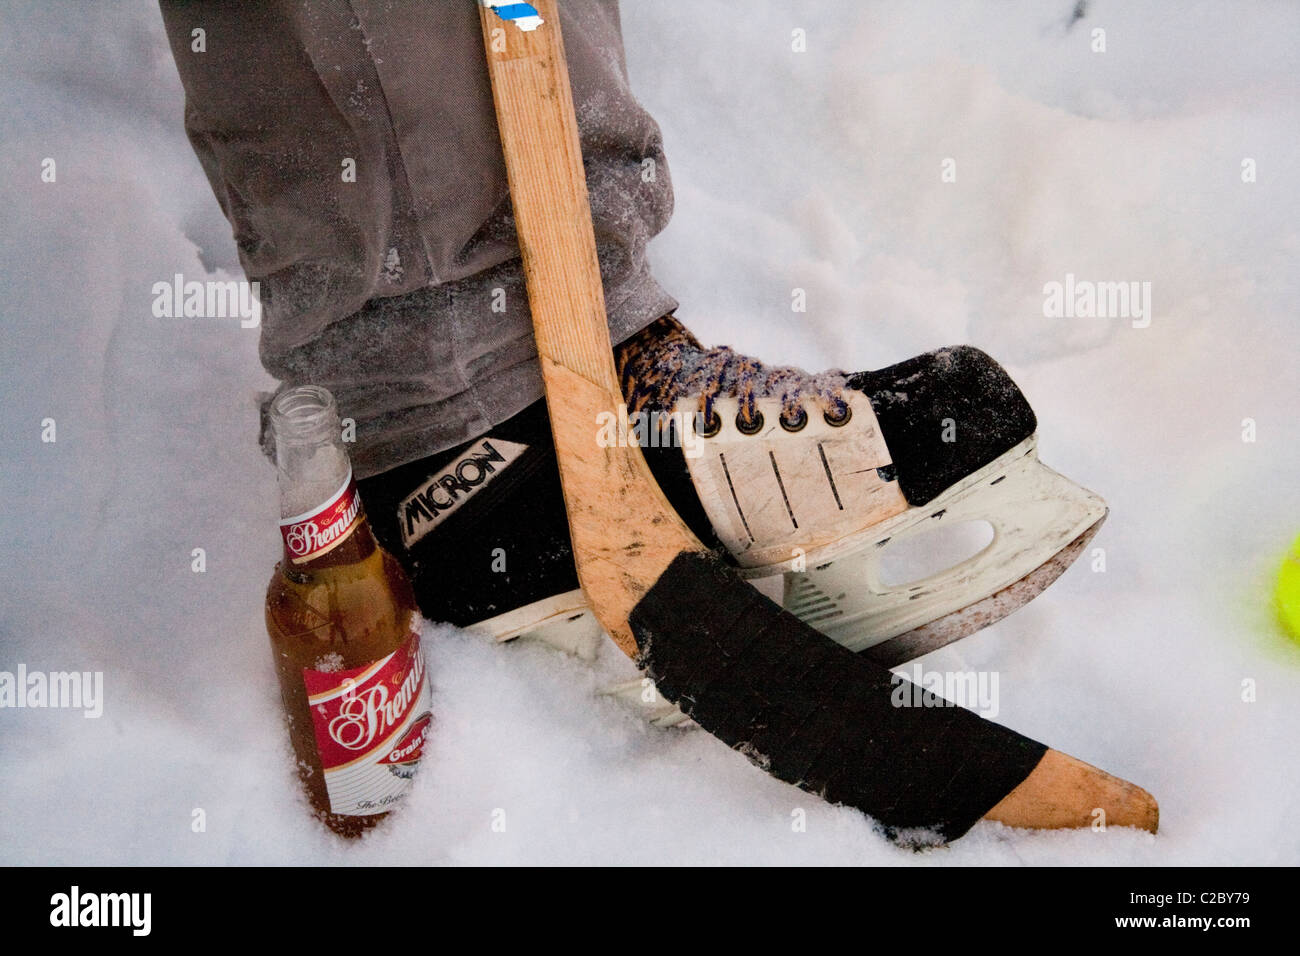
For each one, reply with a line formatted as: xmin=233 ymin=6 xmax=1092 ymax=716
xmin=483 ymin=1 xmax=545 ymax=31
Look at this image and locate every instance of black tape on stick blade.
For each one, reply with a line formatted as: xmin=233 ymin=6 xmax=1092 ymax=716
xmin=628 ymin=552 xmax=1048 ymax=842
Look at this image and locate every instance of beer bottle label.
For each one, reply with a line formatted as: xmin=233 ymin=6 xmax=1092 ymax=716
xmin=279 ymin=468 xmax=363 ymax=564
xmin=301 ymin=632 xmax=433 ymax=817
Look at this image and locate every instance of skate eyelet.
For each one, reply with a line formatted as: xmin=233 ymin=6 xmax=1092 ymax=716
xmin=823 ymin=405 xmax=853 ymax=427
xmin=698 ymin=410 xmax=722 ymax=438
xmin=779 ymin=408 xmax=808 ymax=432
xmin=735 ymin=410 xmax=765 ymax=435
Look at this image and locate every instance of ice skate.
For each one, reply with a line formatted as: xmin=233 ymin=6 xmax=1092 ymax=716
xmin=668 ymin=342 xmax=1108 ymax=665
xmin=357 ymin=316 xmax=1104 ymax=683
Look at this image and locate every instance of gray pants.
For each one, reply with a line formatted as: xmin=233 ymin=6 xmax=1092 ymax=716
xmin=160 ymin=0 xmax=676 ymax=477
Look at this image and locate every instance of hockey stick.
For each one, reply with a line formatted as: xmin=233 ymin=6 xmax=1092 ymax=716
xmin=478 ymin=0 xmax=1156 ymax=840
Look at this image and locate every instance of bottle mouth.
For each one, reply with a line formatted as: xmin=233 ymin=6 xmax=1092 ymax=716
xmin=270 ymin=385 xmax=339 ymax=444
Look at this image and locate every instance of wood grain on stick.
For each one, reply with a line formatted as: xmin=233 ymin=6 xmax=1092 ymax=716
xmin=480 ymin=0 xmax=696 ymax=656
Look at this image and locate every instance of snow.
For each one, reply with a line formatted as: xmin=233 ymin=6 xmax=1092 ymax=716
xmin=2 ymin=0 xmax=1298 ymax=864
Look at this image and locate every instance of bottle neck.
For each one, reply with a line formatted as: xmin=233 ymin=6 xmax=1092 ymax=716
xmin=277 ymin=466 xmax=376 ymax=570
xmin=271 ymin=387 xmax=376 ymax=571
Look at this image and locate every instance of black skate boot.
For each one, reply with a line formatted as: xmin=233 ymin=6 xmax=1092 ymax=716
xmin=358 ymin=316 xmax=1105 ymax=716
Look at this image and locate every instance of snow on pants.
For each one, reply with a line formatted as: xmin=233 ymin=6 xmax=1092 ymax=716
xmin=159 ymin=0 xmax=677 ymax=477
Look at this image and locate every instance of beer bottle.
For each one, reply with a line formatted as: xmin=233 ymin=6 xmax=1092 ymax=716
xmin=265 ymin=385 xmax=432 ymax=836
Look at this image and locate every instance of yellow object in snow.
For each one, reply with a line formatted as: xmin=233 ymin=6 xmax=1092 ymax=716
xmin=1277 ymin=533 xmax=1300 ymax=641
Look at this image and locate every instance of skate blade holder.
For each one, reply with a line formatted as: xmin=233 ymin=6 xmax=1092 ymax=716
xmin=781 ymin=438 xmax=1107 ymax=658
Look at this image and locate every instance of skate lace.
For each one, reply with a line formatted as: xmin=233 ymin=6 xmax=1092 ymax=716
xmin=617 ymin=316 xmax=852 ymax=436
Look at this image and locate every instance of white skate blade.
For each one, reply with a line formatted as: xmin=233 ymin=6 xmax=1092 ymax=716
xmin=469 ymin=590 xmax=695 ymax=724
xmin=782 ymin=441 xmax=1107 ymax=657
xmin=467 ymin=589 xmax=605 ymax=660
xmin=598 ymin=679 xmax=693 ymax=727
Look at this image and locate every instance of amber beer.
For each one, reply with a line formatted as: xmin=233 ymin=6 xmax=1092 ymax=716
xmin=265 ymin=386 xmax=431 ymax=836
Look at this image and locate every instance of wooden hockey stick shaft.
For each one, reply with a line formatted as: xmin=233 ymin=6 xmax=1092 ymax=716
xmin=476 ymin=0 xmax=697 ymax=659
xmin=478 ymin=0 xmax=1156 ymax=836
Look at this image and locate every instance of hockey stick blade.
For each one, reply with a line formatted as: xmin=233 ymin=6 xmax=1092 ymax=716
xmin=478 ymin=0 xmax=1157 ymax=842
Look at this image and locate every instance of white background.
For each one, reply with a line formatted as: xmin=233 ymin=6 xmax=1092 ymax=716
xmin=1 ymin=0 xmax=1297 ymax=864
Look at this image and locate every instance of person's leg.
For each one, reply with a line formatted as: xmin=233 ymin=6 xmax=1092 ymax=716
xmin=159 ymin=0 xmax=675 ymax=478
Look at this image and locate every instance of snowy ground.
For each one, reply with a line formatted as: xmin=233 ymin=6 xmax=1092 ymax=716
xmin=2 ymin=1 xmax=1297 ymax=865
